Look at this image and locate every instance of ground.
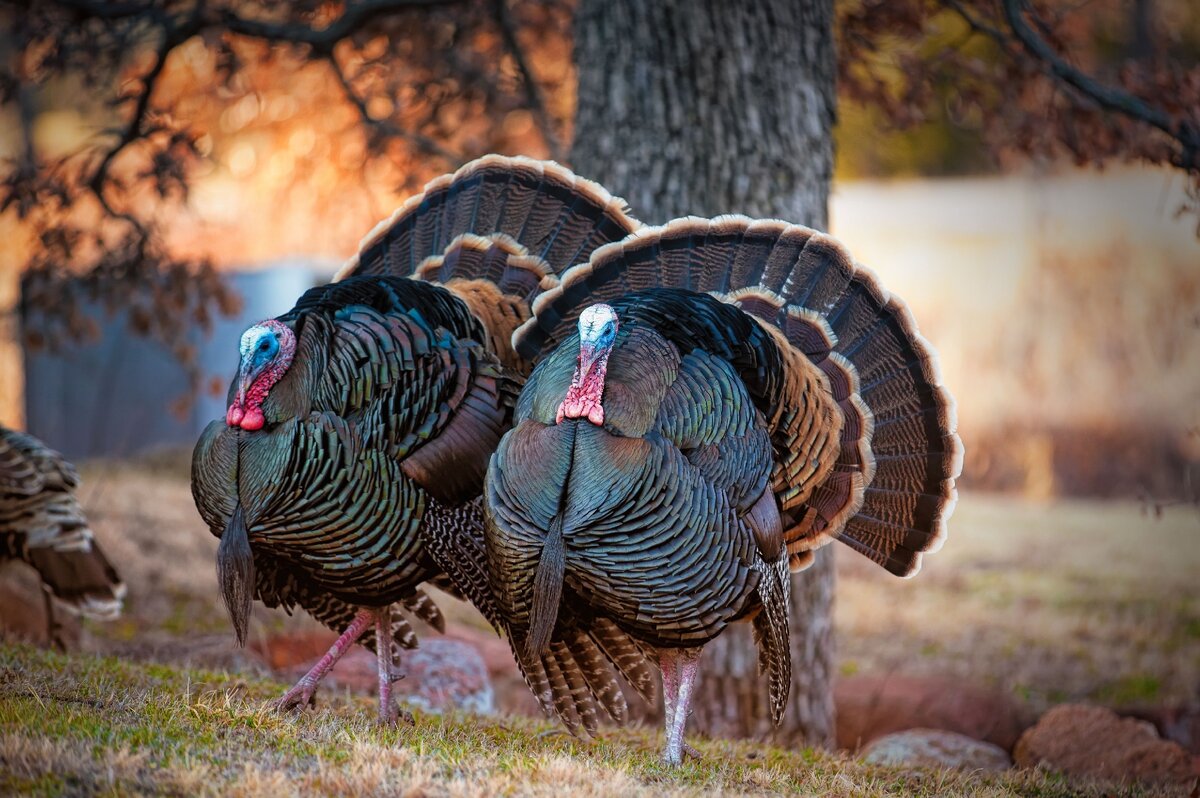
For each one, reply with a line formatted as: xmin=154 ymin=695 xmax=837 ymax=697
xmin=0 ymin=456 xmax=1197 ymax=795
xmin=0 ymin=645 xmax=1182 ymax=797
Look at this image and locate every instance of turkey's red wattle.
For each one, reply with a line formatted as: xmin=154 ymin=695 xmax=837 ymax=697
xmin=556 ymin=344 xmax=611 ymax=426
xmin=227 ymin=364 xmax=287 ymax=431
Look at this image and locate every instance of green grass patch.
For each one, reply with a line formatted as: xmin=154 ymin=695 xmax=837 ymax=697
xmin=0 ymin=642 xmax=1179 ymax=797
xmin=1093 ymin=674 xmax=1163 ymax=706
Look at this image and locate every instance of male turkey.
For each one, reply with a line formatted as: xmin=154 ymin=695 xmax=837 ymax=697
xmin=485 ymin=216 xmax=963 ymax=763
xmin=0 ymin=426 xmax=124 ymax=646
xmin=192 ymin=156 xmax=657 ymax=726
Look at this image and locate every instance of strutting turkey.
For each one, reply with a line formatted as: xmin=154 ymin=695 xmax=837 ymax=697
xmin=0 ymin=426 xmax=124 ymax=646
xmin=191 ymin=156 xmax=658 ymax=726
xmin=484 ymin=216 xmax=963 ymax=763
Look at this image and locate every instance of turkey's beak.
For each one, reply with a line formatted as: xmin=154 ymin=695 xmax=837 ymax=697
xmin=236 ymin=360 xmax=264 ymax=408
xmin=577 ymin=342 xmax=600 ymax=378
xmin=226 ymin=360 xmax=260 ymax=427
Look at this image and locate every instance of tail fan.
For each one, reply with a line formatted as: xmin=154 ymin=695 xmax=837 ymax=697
xmin=515 ymin=216 xmax=962 ymax=577
xmin=26 ymin=530 xmax=125 ymax=621
xmin=336 ymin=155 xmax=640 ymax=370
xmin=1 ymin=428 xmax=125 ymax=620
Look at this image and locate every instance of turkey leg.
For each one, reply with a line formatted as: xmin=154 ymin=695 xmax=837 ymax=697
xmin=275 ymin=607 xmax=375 ymax=713
xmin=660 ymin=647 xmax=703 ymax=765
xmin=375 ymin=608 xmax=410 ymax=726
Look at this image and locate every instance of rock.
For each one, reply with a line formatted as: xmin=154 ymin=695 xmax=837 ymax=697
xmin=444 ymin=625 xmax=543 ymax=717
xmin=392 ymin=638 xmax=494 ymax=715
xmin=836 ymin=674 xmax=1032 ymax=752
xmin=255 ymin=630 xmax=331 ymax=671
xmin=860 ymin=728 xmax=1011 ymax=772
xmin=1123 ymin=705 xmax=1200 ymax=756
xmin=1014 ymin=704 xmax=1196 ymax=786
xmin=443 ymin=626 xmax=518 ymax=676
xmin=270 ymin=633 xmax=495 ymax=715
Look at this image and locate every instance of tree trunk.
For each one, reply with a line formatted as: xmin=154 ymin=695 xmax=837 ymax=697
xmin=571 ymin=0 xmax=838 ymax=748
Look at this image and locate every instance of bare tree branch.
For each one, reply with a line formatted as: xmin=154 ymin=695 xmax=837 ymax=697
xmin=491 ymin=0 xmax=564 ymax=161
xmin=1003 ymin=0 xmax=1197 ymax=169
xmin=941 ymin=0 xmax=1200 ymax=172
xmin=53 ymin=0 xmax=168 ymax=22
xmin=326 ymin=53 xmax=465 ymax=164
xmin=219 ymin=0 xmax=455 ymax=51
xmin=86 ymin=21 xmax=175 ymax=234
xmin=940 ymin=0 xmax=1013 ymax=48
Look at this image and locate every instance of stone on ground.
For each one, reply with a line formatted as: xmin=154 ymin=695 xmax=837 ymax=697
xmin=1014 ymin=703 xmax=1196 ymax=786
xmin=860 ymin=728 xmax=1011 ymax=772
xmin=836 ymin=674 xmax=1031 ymax=752
xmin=269 ymin=633 xmax=495 ymax=715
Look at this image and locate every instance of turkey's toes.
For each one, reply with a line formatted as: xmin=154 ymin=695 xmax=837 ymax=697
xmin=660 ymin=741 xmax=701 ymax=767
xmin=377 ymin=703 xmax=414 ymax=727
xmin=274 ymin=683 xmax=317 ymax=714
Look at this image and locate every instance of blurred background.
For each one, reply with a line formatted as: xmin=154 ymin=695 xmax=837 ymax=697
xmin=0 ymin=0 xmax=1197 ymax=771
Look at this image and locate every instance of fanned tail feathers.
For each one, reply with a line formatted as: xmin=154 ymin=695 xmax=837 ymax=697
xmin=1 ymin=427 xmax=125 ymax=621
xmin=516 ymin=216 xmax=962 ymax=577
xmin=336 ymin=155 xmax=640 ymax=371
xmin=25 ymin=534 xmax=125 ymax=621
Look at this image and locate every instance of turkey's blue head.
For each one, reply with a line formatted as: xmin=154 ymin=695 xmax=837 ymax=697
xmin=226 ymin=319 xmax=296 ymax=431
xmin=556 ymin=303 xmax=618 ymax=426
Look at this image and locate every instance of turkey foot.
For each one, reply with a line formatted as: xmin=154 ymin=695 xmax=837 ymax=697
xmin=659 ymin=647 xmax=703 ymax=766
xmin=274 ymin=608 xmax=375 ymax=714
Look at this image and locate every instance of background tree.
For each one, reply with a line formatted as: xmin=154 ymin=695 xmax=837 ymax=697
xmin=2 ymin=0 xmax=1198 ymax=746
xmin=570 ymin=0 xmax=840 ymax=748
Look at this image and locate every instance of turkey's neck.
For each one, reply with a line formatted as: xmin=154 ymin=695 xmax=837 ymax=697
xmin=556 ymin=342 xmax=612 ymax=426
xmin=243 ymin=367 xmax=284 ymax=425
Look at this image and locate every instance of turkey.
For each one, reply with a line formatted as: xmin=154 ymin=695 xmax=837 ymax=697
xmin=485 ymin=216 xmax=963 ymax=763
xmin=0 ymin=426 xmax=125 ymax=646
xmin=192 ymin=155 xmax=657 ymax=727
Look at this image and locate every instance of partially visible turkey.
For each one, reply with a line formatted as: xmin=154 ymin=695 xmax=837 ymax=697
xmin=192 ymin=156 xmax=656 ymax=726
xmin=486 ymin=216 xmax=963 ymax=763
xmin=1 ymin=426 xmax=125 ymax=646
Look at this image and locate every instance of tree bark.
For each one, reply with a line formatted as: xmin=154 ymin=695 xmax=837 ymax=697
xmin=571 ymin=0 xmax=838 ymax=748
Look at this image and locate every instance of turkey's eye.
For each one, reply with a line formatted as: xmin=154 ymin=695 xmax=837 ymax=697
xmin=259 ymin=341 xmax=271 ymax=352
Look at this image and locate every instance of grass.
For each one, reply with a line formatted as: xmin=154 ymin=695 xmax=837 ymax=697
xmin=57 ymin=462 xmax=1200 ymax=718
xmin=3 ymin=460 xmax=1197 ymax=795
xmin=835 ymin=494 xmax=1200 ymax=713
xmin=0 ymin=644 xmax=1183 ymax=798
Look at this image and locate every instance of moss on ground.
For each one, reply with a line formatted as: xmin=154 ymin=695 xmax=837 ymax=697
xmin=0 ymin=643 xmax=1184 ymax=798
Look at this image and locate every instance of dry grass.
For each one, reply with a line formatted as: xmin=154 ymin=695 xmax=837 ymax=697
xmin=62 ymin=459 xmax=1200 ymax=717
xmin=2 ymin=460 xmax=1196 ymax=796
xmin=0 ymin=644 xmax=1182 ymax=797
xmin=836 ymin=494 xmax=1200 ymax=712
